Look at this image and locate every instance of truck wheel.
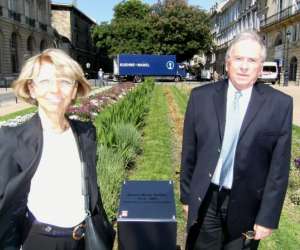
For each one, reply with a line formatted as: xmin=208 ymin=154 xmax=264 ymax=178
xmin=134 ymin=76 xmax=142 ymax=83
xmin=174 ymin=76 xmax=181 ymax=82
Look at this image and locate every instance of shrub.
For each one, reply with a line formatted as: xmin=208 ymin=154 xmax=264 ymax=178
xmin=95 ymin=79 xmax=154 ymax=147
xmin=97 ymin=145 xmax=125 ymax=220
xmin=95 ymin=79 xmax=154 ymax=220
xmin=113 ymin=123 xmax=142 ymax=166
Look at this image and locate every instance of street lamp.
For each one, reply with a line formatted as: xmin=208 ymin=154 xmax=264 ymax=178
xmin=284 ymin=30 xmax=291 ymax=86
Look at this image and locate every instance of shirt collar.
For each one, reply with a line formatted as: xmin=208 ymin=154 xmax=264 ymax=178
xmin=228 ymin=80 xmax=253 ymax=98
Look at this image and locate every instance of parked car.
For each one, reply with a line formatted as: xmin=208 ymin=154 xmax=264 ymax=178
xmin=258 ymin=61 xmax=278 ymax=85
xmin=185 ymin=72 xmax=197 ymax=81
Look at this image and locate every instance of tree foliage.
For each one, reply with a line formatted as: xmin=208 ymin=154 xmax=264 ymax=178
xmin=92 ymin=0 xmax=213 ymax=61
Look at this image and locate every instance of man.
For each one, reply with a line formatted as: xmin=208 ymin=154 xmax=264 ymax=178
xmin=180 ymin=31 xmax=293 ymax=250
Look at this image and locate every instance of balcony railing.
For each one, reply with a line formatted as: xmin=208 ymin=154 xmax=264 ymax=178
xmin=39 ymin=22 xmax=47 ymax=31
xmin=25 ymin=17 xmax=35 ymax=27
xmin=8 ymin=9 xmax=21 ymax=22
xmin=260 ymin=4 xmax=300 ymax=28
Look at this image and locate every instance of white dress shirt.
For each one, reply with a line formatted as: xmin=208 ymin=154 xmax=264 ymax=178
xmin=211 ymin=81 xmax=252 ymax=189
xmin=27 ymin=109 xmax=86 ymax=227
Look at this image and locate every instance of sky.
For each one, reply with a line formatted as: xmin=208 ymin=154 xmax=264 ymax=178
xmin=52 ymin=0 xmax=218 ymax=24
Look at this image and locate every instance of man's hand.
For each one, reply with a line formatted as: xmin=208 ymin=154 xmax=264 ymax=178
xmin=253 ymin=224 xmax=273 ymax=240
xmin=182 ymin=205 xmax=189 ymax=219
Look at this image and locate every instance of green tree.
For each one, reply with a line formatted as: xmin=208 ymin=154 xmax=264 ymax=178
xmin=149 ymin=0 xmax=212 ymax=61
xmin=92 ymin=0 xmax=152 ymax=56
xmin=92 ymin=0 xmax=213 ymax=61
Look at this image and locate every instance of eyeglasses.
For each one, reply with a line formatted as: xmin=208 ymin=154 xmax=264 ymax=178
xmin=242 ymin=230 xmax=255 ymax=240
xmin=32 ymin=78 xmax=76 ymax=90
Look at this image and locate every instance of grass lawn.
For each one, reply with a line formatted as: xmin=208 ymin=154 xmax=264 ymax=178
xmin=130 ymin=85 xmax=173 ymax=180
xmin=170 ymin=85 xmax=189 ymax=115
xmin=0 ymin=107 xmax=37 ymax=122
xmin=129 ymin=85 xmax=186 ymax=248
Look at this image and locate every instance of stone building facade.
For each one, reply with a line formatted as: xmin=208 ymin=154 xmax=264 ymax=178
xmin=259 ymin=0 xmax=300 ymax=85
xmin=0 ymin=0 xmax=54 ymax=80
xmin=209 ymin=0 xmax=260 ymax=77
xmin=51 ymin=3 xmax=99 ymax=78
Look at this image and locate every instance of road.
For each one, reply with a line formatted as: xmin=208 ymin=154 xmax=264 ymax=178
xmin=0 ymin=91 xmax=17 ymax=104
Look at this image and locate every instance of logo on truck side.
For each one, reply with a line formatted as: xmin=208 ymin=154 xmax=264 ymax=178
xmin=166 ymin=61 xmax=175 ymax=70
xmin=120 ymin=63 xmax=150 ymax=67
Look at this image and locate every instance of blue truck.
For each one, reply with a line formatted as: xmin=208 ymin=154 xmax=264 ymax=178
xmin=113 ymin=54 xmax=186 ymax=82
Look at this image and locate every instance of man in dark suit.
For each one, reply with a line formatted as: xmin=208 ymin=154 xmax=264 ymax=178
xmin=180 ymin=31 xmax=293 ymax=250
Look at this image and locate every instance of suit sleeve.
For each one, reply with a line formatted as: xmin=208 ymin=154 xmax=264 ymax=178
xmin=180 ymin=90 xmax=197 ymax=204
xmin=0 ymin=127 xmax=21 ymax=248
xmin=0 ymin=127 xmax=13 ymax=208
xmin=255 ymin=97 xmax=293 ymax=228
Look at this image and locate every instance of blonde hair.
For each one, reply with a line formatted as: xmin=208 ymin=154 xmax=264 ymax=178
xmin=13 ymin=48 xmax=91 ymax=105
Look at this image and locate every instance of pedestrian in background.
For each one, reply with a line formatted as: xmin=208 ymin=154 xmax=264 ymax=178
xmin=98 ymin=68 xmax=104 ymax=86
xmin=0 ymin=49 xmax=113 ymax=250
xmin=213 ymin=70 xmax=219 ymax=83
xmin=181 ymin=31 xmax=292 ymax=250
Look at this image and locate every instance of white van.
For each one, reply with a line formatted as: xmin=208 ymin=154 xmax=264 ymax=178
xmin=258 ymin=61 xmax=279 ymax=85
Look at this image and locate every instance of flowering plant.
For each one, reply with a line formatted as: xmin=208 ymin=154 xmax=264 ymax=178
xmin=294 ymin=157 xmax=300 ymax=169
xmin=67 ymin=83 xmax=135 ymax=120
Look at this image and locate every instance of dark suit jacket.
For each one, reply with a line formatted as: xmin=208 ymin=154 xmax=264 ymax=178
xmin=0 ymin=113 xmax=104 ymax=249
xmin=180 ymin=80 xmax=293 ymax=240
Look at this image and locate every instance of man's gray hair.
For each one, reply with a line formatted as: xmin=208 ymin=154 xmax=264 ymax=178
xmin=225 ymin=30 xmax=266 ymax=62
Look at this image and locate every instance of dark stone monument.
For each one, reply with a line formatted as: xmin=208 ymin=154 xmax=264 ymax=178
xmin=117 ymin=180 xmax=177 ymax=250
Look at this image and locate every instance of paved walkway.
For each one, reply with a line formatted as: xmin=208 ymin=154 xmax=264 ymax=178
xmin=272 ymin=85 xmax=300 ymax=126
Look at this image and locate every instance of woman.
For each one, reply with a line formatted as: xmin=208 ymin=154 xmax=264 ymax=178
xmin=0 ymin=49 xmax=112 ymax=250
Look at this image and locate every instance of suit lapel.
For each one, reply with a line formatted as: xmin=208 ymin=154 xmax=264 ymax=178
xmin=238 ymin=83 xmax=266 ymax=141
xmin=13 ymin=114 xmax=43 ymax=173
xmin=213 ymin=80 xmax=228 ymax=141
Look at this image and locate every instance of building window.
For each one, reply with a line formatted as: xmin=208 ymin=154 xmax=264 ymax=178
xmin=274 ymin=32 xmax=283 ymax=46
xmin=25 ymin=0 xmax=29 ymax=16
xmin=40 ymin=39 xmax=47 ymax=51
xmin=289 ymin=57 xmax=297 ymax=81
xmin=25 ymin=0 xmax=33 ymax=17
xmin=37 ymin=0 xmax=45 ymax=23
xmin=27 ymin=36 xmax=34 ymax=54
xmin=293 ymin=25 xmax=297 ymax=41
xmin=10 ymin=32 xmax=18 ymax=73
xmin=8 ymin=0 xmax=17 ymax=11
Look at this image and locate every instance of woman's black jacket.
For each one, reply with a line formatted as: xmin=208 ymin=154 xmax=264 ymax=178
xmin=0 ymin=113 xmax=107 ymax=249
